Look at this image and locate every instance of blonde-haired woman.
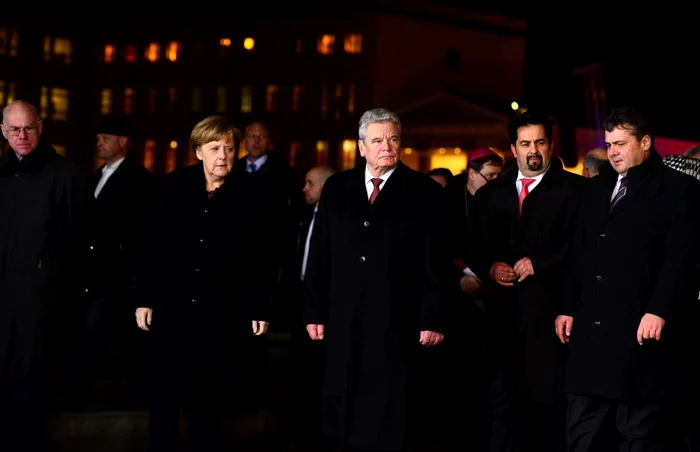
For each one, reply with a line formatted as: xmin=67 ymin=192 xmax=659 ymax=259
xmin=134 ymin=115 xmax=275 ymax=451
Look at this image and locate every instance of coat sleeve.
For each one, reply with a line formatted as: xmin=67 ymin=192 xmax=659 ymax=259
xmin=302 ymin=179 xmax=333 ymax=326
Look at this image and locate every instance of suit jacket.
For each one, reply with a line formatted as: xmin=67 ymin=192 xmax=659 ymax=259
xmin=563 ymin=151 xmax=700 ymax=402
xmin=471 ymin=157 xmax=587 ymax=403
xmin=303 ymin=161 xmax=450 ymax=450
xmin=86 ymin=153 xmax=158 ymax=297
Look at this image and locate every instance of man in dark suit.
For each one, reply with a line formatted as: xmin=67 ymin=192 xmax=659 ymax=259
xmin=232 ymin=121 xmax=303 ymax=331
xmin=282 ymin=165 xmax=335 ymax=447
xmin=72 ymin=115 xmax=158 ymax=407
xmin=303 ymin=108 xmax=450 ymax=452
xmin=470 ymin=111 xmax=587 ymax=452
xmin=556 ymin=107 xmax=700 ymax=451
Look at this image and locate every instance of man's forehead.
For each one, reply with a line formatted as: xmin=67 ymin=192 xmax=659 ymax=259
xmin=4 ymin=109 xmax=36 ymax=125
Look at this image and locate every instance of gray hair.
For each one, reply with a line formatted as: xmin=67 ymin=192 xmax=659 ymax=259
xmin=583 ymin=148 xmax=608 ymax=176
xmin=683 ymin=145 xmax=700 ymax=159
xmin=358 ymin=108 xmax=402 ymax=141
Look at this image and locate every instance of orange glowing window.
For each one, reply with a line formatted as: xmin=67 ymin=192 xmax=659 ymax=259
xmin=316 ymin=141 xmax=329 ymax=166
xmin=166 ymin=41 xmax=180 ymax=62
xmin=124 ymin=88 xmax=135 ymax=114
xmin=104 ymin=45 xmax=115 ymax=63
xmin=125 ymin=45 xmax=137 ymax=62
xmin=101 ymin=89 xmax=113 ymax=115
xmin=317 ymin=34 xmax=334 ymax=55
xmin=344 ymin=34 xmax=362 ymax=54
xmin=143 ymin=140 xmax=156 ymax=172
xmin=340 ymin=139 xmax=357 ymax=170
xmin=145 ymin=43 xmax=160 ymax=62
xmin=165 ymin=141 xmax=177 ymax=174
xmin=266 ymin=85 xmax=278 ymax=112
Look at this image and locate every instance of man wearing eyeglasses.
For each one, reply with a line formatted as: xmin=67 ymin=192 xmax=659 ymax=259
xmin=0 ymin=100 xmax=89 ymax=452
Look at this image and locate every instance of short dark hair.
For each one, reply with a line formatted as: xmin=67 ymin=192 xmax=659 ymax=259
xmin=603 ymin=107 xmax=655 ymax=147
xmin=427 ymin=167 xmax=453 ymax=180
xmin=507 ymin=111 xmax=553 ymax=146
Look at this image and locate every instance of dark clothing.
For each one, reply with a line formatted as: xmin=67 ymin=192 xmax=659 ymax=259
xmin=471 ymin=157 xmax=586 ymax=451
xmin=303 ymin=162 xmax=450 ymax=451
xmin=562 ymin=151 xmax=700 ymax=450
xmin=133 ymin=164 xmax=277 ymax=450
xmin=562 ymin=151 xmax=700 ymax=402
xmin=0 ymin=142 xmax=89 ymax=451
xmin=232 ymin=152 xmax=303 ymax=330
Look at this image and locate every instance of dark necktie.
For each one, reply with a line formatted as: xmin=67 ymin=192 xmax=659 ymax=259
xmin=609 ymin=177 xmax=627 ymax=212
xmin=248 ymin=163 xmax=257 ymax=173
xmin=369 ymin=178 xmax=382 ymax=205
xmin=518 ymin=178 xmax=535 ymax=215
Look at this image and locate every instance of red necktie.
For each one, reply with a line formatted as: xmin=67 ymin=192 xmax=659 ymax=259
xmin=518 ymin=178 xmax=535 ymax=215
xmin=369 ymin=178 xmax=382 ymax=204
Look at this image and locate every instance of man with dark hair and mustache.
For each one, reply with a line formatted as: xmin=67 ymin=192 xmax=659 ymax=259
xmin=469 ymin=112 xmax=587 ymax=452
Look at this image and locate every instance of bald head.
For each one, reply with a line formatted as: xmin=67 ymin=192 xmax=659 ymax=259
xmin=583 ymin=147 xmax=608 ymax=178
xmin=1 ymin=100 xmax=43 ymax=160
xmin=303 ymin=165 xmax=335 ymax=205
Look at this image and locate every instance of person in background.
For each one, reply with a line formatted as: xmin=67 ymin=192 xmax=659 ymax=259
xmin=582 ymin=147 xmax=608 ymax=178
xmin=427 ymin=167 xmax=454 ymax=187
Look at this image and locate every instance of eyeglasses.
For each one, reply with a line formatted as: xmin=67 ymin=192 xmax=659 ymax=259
xmin=2 ymin=122 xmax=41 ymax=137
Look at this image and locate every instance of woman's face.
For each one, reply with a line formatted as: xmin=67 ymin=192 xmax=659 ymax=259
xmin=196 ymin=135 xmax=235 ymax=181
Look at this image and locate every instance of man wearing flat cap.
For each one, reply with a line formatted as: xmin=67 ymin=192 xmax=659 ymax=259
xmin=71 ymin=115 xmax=158 ymax=407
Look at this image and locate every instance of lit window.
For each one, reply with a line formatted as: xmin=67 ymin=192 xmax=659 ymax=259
xmin=148 ymin=89 xmax=158 ymax=113
xmin=216 ymin=86 xmax=227 ymax=113
xmin=101 ymin=89 xmax=113 ymax=115
xmin=53 ymin=38 xmax=72 ymax=64
xmin=40 ymin=86 xmax=49 ymax=119
xmin=125 ymin=45 xmax=137 ymax=63
xmin=192 ymin=87 xmax=203 ymax=113
xmin=344 ymin=34 xmax=362 ymax=54
xmin=220 ymin=38 xmax=231 ymax=47
xmin=7 ymin=82 xmax=15 ymax=104
xmin=296 ymin=39 xmax=302 ymax=53
xmin=104 ymin=45 xmax=115 ymax=63
xmin=317 ymin=34 xmax=335 ymax=55
xmin=243 ymin=37 xmax=255 ymax=51
xmin=292 ymin=85 xmax=304 ymax=112
xmin=50 ymin=87 xmax=69 ymax=121
xmin=165 ymin=141 xmax=177 ymax=174
xmin=348 ymin=84 xmax=355 ymax=114
xmin=335 ymin=84 xmax=342 ymax=98
xmin=289 ymin=142 xmax=302 ymax=167
xmin=166 ymin=41 xmax=180 ymax=62
xmin=145 ymin=43 xmax=160 ymax=62
xmin=169 ymin=87 xmax=178 ymax=111
xmin=316 ymin=141 xmax=329 ymax=166
xmin=143 ymin=140 xmax=156 ymax=172
xmin=0 ymin=81 xmax=5 ymax=107
xmin=266 ymin=85 xmax=278 ymax=112
xmin=43 ymin=36 xmax=51 ymax=61
xmin=10 ymin=31 xmax=18 ymax=57
xmin=124 ymin=88 xmax=135 ymax=114
xmin=241 ymin=86 xmax=252 ymax=113
xmin=341 ymin=139 xmax=357 ymax=170
xmin=0 ymin=29 xmax=8 ymax=55
xmin=321 ymin=85 xmax=328 ymax=118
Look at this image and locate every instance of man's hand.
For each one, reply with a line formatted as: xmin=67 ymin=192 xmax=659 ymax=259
xmin=637 ymin=313 xmax=665 ymax=345
xmin=460 ymin=275 xmax=482 ymax=296
xmin=554 ymin=315 xmax=574 ymax=344
xmin=489 ymin=262 xmax=517 ymax=286
xmin=307 ymin=324 xmax=325 ymax=340
xmin=135 ymin=307 xmax=153 ymax=331
xmin=513 ymin=257 xmax=534 ymax=282
xmin=419 ymin=330 xmax=444 ymax=347
xmin=252 ymin=320 xmax=269 ymax=336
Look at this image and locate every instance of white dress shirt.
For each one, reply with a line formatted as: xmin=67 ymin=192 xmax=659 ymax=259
xmin=94 ymin=156 xmax=126 ymax=198
xmin=364 ymin=165 xmax=397 ymax=200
